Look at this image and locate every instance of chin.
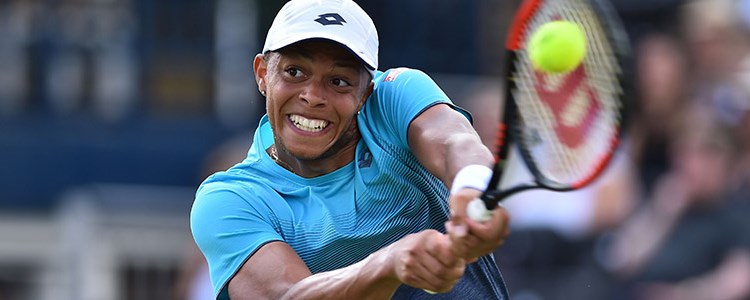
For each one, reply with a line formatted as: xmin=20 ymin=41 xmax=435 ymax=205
xmin=284 ymin=144 xmax=327 ymax=160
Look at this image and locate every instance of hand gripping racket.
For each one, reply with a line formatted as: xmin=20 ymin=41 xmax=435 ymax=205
xmin=467 ymin=0 xmax=632 ymax=221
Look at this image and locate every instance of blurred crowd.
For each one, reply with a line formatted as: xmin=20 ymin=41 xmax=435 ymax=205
xmin=493 ymin=0 xmax=750 ymax=299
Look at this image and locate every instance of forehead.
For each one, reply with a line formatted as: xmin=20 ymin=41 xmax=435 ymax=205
xmin=275 ymin=40 xmax=364 ymax=70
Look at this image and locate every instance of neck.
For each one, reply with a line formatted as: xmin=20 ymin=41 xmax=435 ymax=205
xmin=269 ymin=145 xmax=296 ymax=173
xmin=271 ymin=117 xmax=362 ymax=178
xmin=269 ymin=142 xmax=358 ymax=178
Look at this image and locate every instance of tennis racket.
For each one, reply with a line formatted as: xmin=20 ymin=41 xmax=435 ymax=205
xmin=467 ymin=0 xmax=632 ymax=221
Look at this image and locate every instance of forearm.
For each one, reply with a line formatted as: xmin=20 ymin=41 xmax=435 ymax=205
xmin=408 ymin=104 xmax=494 ymax=188
xmin=280 ymin=246 xmax=401 ymax=300
xmin=442 ymin=133 xmax=494 ymax=188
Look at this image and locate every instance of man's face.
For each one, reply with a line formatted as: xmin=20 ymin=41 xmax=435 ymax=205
xmin=256 ymin=41 xmax=372 ymax=161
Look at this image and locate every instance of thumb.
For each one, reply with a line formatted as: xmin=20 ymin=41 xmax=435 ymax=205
xmin=449 ymin=189 xmax=481 ymax=237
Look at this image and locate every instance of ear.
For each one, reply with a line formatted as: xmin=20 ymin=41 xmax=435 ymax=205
xmin=253 ymin=53 xmax=268 ymax=95
xmin=358 ymin=81 xmax=374 ymax=112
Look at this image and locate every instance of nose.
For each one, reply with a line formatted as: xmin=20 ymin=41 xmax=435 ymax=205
xmin=299 ymin=80 xmax=327 ymax=107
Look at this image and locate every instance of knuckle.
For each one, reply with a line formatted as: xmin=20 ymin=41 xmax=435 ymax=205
xmin=402 ymin=255 xmax=416 ymax=268
xmin=404 ymin=274 xmax=419 ymax=284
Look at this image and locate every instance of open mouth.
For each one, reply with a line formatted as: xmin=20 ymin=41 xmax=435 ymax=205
xmin=289 ymin=114 xmax=329 ymax=133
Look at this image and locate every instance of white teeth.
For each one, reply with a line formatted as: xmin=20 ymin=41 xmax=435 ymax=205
xmin=289 ymin=114 xmax=329 ymax=132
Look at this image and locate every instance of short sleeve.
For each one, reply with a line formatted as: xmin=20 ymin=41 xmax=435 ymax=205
xmin=364 ymin=68 xmax=471 ymax=148
xmin=190 ymin=182 xmax=283 ymax=299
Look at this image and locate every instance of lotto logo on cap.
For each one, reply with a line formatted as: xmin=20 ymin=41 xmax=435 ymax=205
xmin=263 ymin=0 xmax=379 ymax=74
xmin=314 ymin=13 xmax=347 ymax=26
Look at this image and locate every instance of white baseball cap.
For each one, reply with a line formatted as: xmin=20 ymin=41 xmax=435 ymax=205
xmin=262 ymin=0 xmax=379 ymax=76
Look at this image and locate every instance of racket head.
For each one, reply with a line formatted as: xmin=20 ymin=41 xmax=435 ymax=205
xmin=488 ymin=0 xmax=632 ymax=200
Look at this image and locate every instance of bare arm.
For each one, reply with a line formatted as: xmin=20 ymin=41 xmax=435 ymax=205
xmin=228 ymin=230 xmax=465 ymax=300
xmin=407 ymin=104 xmax=494 ymax=188
xmin=407 ymin=103 xmax=509 ymax=259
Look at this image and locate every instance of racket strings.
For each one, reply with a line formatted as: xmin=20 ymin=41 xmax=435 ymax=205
xmin=513 ymin=0 xmax=623 ymax=184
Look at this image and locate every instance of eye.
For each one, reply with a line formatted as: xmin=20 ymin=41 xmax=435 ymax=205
xmin=285 ymin=67 xmax=304 ymax=78
xmin=331 ymin=78 xmax=351 ymax=87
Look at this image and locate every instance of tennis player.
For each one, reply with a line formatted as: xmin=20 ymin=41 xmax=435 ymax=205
xmin=190 ymin=0 xmax=510 ymax=299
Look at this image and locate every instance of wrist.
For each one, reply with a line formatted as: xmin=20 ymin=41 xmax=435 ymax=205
xmin=451 ymin=165 xmax=493 ymax=195
xmin=368 ymin=242 xmax=402 ymax=283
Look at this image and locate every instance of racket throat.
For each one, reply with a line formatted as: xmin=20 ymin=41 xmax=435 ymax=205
xmin=481 ymin=184 xmax=540 ymax=208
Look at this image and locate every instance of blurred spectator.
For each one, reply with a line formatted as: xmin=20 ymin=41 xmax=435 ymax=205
xmin=595 ymin=2 xmax=750 ymax=298
xmin=174 ymin=136 xmax=251 ymax=300
xmin=736 ymin=109 xmax=750 ymax=188
xmin=628 ymin=32 xmax=691 ymax=196
xmin=682 ymin=0 xmax=750 ymax=128
xmin=173 ymin=242 xmax=213 ymax=300
xmin=603 ymin=105 xmax=750 ymax=300
xmin=0 ymin=0 xmax=34 ymax=116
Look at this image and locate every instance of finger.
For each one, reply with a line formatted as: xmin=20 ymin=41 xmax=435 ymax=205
xmin=406 ymin=255 xmax=462 ymax=293
xmin=495 ymin=207 xmax=511 ymax=242
xmin=495 ymin=204 xmax=510 ymax=230
xmin=421 ymin=253 xmax=465 ymax=283
xmin=446 ymin=222 xmax=483 ymax=258
xmin=400 ymin=232 xmax=464 ymax=292
xmin=419 ymin=261 xmax=465 ymax=293
xmin=473 ymin=208 xmax=510 ymax=250
xmin=463 ymin=205 xmax=509 ymax=242
xmin=445 ymin=221 xmax=470 ymax=255
xmin=450 ymin=209 xmax=509 ymax=258
xmin=448 ymin=195 xmax=469 ymax=237
xmin=431 ymin=274 xmax=463 ymax=294
xmin=420 ymin=235 xmax=467 ymax=289
xmin=449 ymin=189 xmax=482 ymax=237
xmin=425 ymin=233 xmax=465 ymax=268
xmin=395 ymin=247 xmax=435 ymax=288
xmin=402 ymin=268 xmax=433 ymax=291
xmin=487 ymin=205 xmax=511 ymax=244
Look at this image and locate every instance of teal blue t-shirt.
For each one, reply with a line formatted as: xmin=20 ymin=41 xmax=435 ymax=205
xmin=191 ymin=68 xmax=507 ymax=299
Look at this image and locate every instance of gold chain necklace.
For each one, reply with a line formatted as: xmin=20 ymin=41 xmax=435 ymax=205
xmin=269 ymin=145 xmax=296 ymax=173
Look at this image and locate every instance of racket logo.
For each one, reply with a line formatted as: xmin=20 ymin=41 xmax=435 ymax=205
xmin=534 ymin=65 xmax=600 ymax=148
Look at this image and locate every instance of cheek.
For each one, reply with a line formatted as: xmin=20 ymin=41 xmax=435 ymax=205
xmin=333 ymin=97 xmax=362 ymax=119
xmin=265 ymin=99 xmax=276 ymax=119
xmin=264 ymin=94 xmax=286 ymax=129
xmin=264 ymin=76 xmax=287 ymax=114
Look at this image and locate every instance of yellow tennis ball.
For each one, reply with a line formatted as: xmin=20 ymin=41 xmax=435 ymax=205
xmin=528 ymin=20 xmax=587 ymax=73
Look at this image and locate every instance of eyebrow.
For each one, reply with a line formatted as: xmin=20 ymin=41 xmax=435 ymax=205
xmin=282 ymin=47 xmax=314 ymax=60
xmin=281 ymin=47 xmax=362 ymax=71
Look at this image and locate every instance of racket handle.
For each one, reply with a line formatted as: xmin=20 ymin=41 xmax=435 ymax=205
xmin=467 ymin=198 xmax=493 ymax=222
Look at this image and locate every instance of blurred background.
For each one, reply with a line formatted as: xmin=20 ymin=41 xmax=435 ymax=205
xmin=0 ymin=0 xmax=748 ymax=300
